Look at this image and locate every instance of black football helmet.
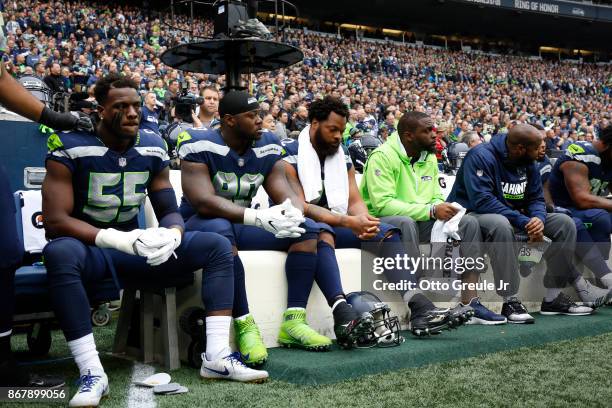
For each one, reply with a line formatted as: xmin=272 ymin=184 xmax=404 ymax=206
xmin=346 ymin=291 xmax=404 ymax=348
xmin=442 ymin=142 xmax=469 ymax=175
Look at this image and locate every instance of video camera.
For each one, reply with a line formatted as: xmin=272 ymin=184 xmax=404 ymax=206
xmin=69 ymin=92 xmax=98 ymax=112
xmin=172 ymin=87 xmax=204 ymax=123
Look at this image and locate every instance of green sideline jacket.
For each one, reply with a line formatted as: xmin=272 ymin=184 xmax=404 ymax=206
xmin=360 ymin=132 xmax=444 ymax=221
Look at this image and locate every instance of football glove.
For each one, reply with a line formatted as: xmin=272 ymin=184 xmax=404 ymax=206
xmin=70 ymin=111 xmax=95 ymax=132
xmin=136 ymin=228 xmax=182 ymax=266
xmin=95 ymin=227 xmax=181 ymax=266
xmin=243 ymin=199 xmax=305 ymax=238
xmin=40 ymin=107 xmax=94 ymax=132
xmin=95 ymin=228 xmax=145 ymax=256
xmin=280 ymin=198 xmax=306 ymax=224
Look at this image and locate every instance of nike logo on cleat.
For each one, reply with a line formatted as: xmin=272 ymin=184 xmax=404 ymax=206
xmin=267 ymin=221 xmax=278 ymax=232
xmin=204 ymin=367 xmax=230 ymax=376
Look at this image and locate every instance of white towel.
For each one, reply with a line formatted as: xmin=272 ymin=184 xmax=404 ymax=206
xmin=430 ymin=202 xmax=466 ymax=242
xmin=431 ymin=202 xmax=466 ymax=276
xmin=297 ymin=125 xmax=349 ymax=214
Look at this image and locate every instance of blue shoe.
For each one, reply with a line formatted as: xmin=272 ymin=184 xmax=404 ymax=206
xmin=465 ymin=298 xmax=507 ymax=325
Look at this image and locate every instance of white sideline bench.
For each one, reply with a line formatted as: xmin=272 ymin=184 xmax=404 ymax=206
xmin=16 ymin=170 xmax=596 ymax=369
xmin=142 ymin=170 xmax=588 ymax=363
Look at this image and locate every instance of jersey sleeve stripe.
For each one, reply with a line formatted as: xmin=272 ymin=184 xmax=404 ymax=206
xmin=134 ymin=146 xmax=170 ymax=161
xmin=60 ymin=146 xmax=109 ymax=159
xmin=283 ymin=154 xmax=297 ymax=164
xmin=573 ymin=154 xmax=601 ymax=165
xmin=539 ymin=164 xmax=552 ymax=176
xmin=178 ymin=139 xmax=230 ymax=159
xmin=251 ymin=144 xmax=284 ymax=158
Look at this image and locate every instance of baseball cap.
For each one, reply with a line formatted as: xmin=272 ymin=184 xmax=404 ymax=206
xmin=219 ymin=90 xmax=259 ymax=116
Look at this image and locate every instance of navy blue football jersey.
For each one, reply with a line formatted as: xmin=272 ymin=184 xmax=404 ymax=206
xmin=177 ymin=128 xmax=285 ymax=217
xmin=46 ymin=129 xmax=169 ymax=230
xmin=537 ymin=155 xmax=552 ymax=184
xmin=549 ymin=142 xmax=612 ymax=207
xmin=281 ymin=139 xmax=352 ymax=209
xmin=140 ymin=105 xmax=161 ymax=136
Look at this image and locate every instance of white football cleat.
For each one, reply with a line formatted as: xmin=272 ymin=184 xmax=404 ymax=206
xmin=200 ymin=351 xmax=268 ymax=383
xmin=69 ymin=370 xmax=109 ymax=407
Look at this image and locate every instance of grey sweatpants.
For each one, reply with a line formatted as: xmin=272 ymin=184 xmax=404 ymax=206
xmin=471 ymin=212 xmax=576 ymax=296
xmin=381 ymin=214 xmax=483 ymax=278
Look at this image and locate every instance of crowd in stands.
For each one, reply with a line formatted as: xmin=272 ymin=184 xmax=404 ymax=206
xmin=0 ymin=0 xmax=609 ymax=156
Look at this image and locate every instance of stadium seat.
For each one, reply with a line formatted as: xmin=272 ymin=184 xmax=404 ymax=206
xmin=11 ymin=191 xmax=121 ymax=357
xmin=13 ymin=191 xmax=120 ymax=306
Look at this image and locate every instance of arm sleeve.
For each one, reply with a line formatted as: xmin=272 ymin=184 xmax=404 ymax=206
xmin=148 ymin=188 xmax=184 ymax=229
xmin=463 ymin=152 xmax=531 ymax=229
xmin=364 ymin=152 xmax=431 ymax=221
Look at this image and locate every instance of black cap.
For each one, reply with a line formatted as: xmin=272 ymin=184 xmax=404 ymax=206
xmin=219 ymin=90 xmax=259 ymax=116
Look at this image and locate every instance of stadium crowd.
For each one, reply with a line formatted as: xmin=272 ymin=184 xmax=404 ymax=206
xmin=0 ymin=0 xmax=609 ymax=152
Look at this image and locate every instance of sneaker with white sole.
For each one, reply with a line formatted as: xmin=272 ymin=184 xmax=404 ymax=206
xmin=540 ymin=293 xmax=593 ymax=316
xmin=465 ymin=297 xmax=507 ymax=325
xmin=575 ymin=280 xmax=612 ymax=309
xmin=501 ymin=297 xmax=535 ymax=324
xmin=200 ymin=351 xmax=269 ymax=383
xmin=69 ymin=370 xmax=109 ymax=407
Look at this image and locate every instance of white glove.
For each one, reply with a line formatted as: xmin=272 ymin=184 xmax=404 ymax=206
xmin=95 ymin=227 xmax=181 ymax=266
xmin=95 ymin=228 xmax=144 ymax=255
xmin=135 ymin=228 xmax=182 ymax=266
xmin=244 ymin=199 xmax=306 ymax=238
xmin=280 ymin=199 xmax=306 ymax=224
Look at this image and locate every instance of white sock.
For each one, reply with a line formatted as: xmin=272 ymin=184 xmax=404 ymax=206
xmin=601 ymin=273 xmax=612 ymax=289
xmin=286 ymin=307 xmax=305 ymax=312
xmin=545 ymin=288 xmax=562 ymax=302
xmin=331 ymin=298 xmax=346 ymax=312
xmin=205 ymin=316 xmax=231 ymax=361
xmin=67 ymin=333 xmax=104 ymax=376
xmin=234 ymin=314 xmax=250 ymax=321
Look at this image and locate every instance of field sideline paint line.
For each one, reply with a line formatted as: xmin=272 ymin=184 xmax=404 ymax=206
xmin=127 ymin=361 xmax=157 ymax=408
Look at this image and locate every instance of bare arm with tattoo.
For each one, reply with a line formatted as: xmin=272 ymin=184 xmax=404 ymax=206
xmin=561 ymin=161 xmax=612 ymax=211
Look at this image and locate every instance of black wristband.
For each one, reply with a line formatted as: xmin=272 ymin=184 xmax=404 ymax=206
xmin=39 ymin=107 xmax=77 ymax=131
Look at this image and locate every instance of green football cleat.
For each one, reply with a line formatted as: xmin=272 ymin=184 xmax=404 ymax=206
xmin=277 ymin=309 xmax=332 ymax=351
xmin=234 ymin=315 xmax=268 ymax=366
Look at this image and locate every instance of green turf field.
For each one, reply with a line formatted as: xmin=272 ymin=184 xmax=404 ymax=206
xmin=10 ymin=316 xmax=612 ymax=408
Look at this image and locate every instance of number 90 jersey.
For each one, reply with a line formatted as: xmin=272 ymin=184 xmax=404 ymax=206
xmin=549 ymin=141 xmax=612 ymax=208
xmin=46 ymin=129 xmax=169 ymax=231
xmin=177 ymin=128 xmax=285 ymax=219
